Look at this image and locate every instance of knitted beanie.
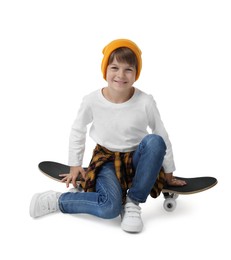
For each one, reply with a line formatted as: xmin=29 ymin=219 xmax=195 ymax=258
xmin=101 ymin=39 xmax=142 ymax=81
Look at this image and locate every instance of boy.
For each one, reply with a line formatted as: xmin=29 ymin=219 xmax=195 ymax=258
xmin=30 ymin=39 xmax=186 ymax=233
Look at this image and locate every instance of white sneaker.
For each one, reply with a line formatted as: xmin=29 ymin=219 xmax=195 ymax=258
xmin=121 ymin=202 xmax=143 ymax=233
xmin=29 ymin=190 xmax=61 ymax=218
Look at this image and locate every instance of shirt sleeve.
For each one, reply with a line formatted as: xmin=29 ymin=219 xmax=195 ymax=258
xmin=146 ymin=95 xmax=176 ymax=173
xmin=68 ymin=96 xmax=93 ymax=166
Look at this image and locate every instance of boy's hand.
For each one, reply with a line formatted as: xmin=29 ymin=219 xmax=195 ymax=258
xmin=59 ymin=166 xmax=86 ymax=188
xmin=165 ymin=172 xmax=187 ymax=186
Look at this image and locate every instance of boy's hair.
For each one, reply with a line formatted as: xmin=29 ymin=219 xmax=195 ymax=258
xmin=108 ymin=47 xmax=138 ymax=72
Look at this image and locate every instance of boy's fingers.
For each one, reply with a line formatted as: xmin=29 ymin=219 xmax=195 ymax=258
xmin=72 ymin=178 xmax=77 ymax=188
xmin=59 ymin=173 xmax=69 ymax=182
xmin=59 ymin=173 xmax=68 ymax=177
xmin=66 ymin=178 xmax=71 ymax=188
xmin=80 ymin=169 xmax=86 ymax=180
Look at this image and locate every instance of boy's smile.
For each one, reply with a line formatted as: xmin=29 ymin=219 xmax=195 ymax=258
xmin=106 ymin=58 xmax=136 ymax=89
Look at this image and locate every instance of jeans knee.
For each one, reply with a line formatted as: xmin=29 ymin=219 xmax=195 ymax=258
xmin=99 ymin=200 xmax=122 ymax=219
xmin=144 ymin=134 xmax=166 ymax=153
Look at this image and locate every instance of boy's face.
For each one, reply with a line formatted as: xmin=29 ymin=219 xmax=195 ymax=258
xmin=106 ymin=58 xmax=136 ymax=91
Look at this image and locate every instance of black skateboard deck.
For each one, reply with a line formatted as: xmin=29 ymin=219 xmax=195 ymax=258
xmin=162 ymin=176 xmax=217 ymax=195
xmin=38 ymin=161 xmax=85 ymax=182
xmin=38 ymin=161 xmax=217 ymax=212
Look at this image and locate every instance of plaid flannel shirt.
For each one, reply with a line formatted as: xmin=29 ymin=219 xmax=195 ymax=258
xmin=80 ymin=144 xmax=165 ymax=203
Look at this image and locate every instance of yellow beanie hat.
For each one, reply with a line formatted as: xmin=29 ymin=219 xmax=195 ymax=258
xmin=101 ymin=39 xmax=142 ymax=81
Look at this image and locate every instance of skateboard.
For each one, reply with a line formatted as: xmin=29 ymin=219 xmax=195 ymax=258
xmin=162 ymin=176 xmax=217 ymax=211
xmin=38 ymin=161 xmax=217 ymax=212
xmin=38 ymin=161 xmax=85 ymax=182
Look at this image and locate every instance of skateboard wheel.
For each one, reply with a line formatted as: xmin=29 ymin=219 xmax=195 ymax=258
xmin=163 ymin=198 xmax=177 ymax=212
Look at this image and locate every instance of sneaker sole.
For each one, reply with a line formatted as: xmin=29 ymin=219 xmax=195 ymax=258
xmin=121 ymin=222 xmax=143 ymax=233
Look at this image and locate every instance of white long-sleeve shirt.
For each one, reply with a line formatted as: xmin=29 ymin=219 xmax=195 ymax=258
xmin=68 ymin=88 xmax=176 ymax=173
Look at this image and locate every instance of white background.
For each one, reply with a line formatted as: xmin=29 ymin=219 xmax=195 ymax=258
xmin=0 ymin=0 xmax=230 ymax=259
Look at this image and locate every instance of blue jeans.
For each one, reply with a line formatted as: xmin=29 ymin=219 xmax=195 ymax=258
xmin=58 ymin=134 xmax=166 ymax=219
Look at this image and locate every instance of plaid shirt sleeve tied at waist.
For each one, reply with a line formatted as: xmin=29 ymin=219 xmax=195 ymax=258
xmin=80 ymin=144 xmax=166 ymax=203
